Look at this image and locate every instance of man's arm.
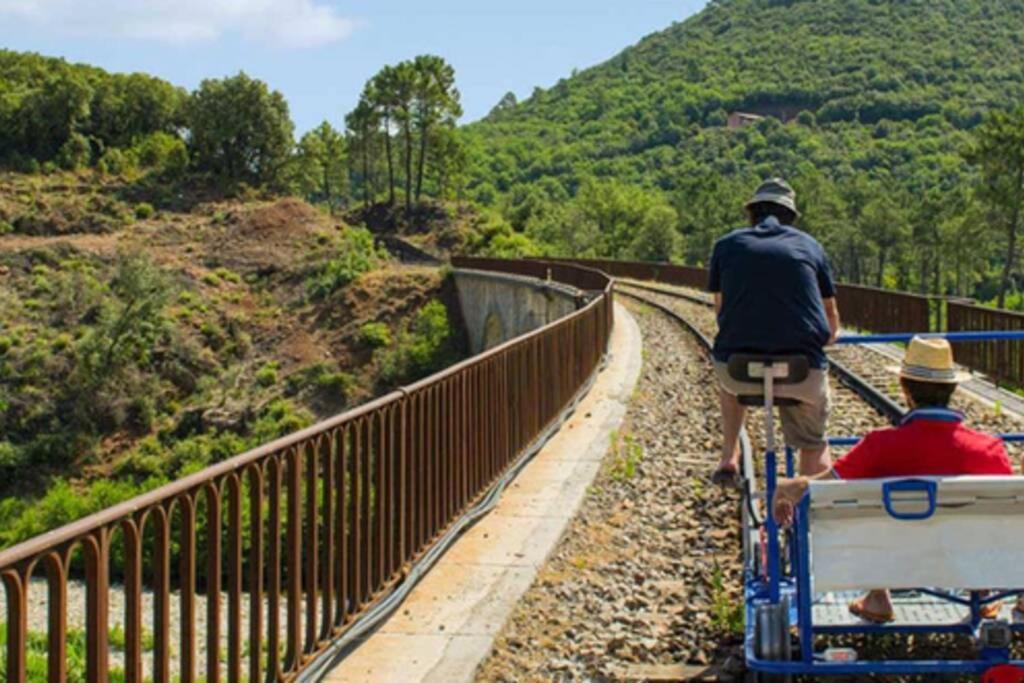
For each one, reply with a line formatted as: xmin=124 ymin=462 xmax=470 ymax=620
xmin=714 ymin=292 xmax=722 ymax=315
xmin=823 ymin=297 xmax=840 ymax=345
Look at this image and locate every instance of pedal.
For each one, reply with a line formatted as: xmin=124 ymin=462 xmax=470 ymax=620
xmin=978 ymin=620 xmax=1013 ymax=655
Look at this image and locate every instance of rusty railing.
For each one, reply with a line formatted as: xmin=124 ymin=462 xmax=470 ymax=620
xmin=542 ymin=257 xmax=709 ymax=290
xmin=546 ymin=257 xmax=937 ymax=335
xmin=833 ymin=283 xmax=933 ymax=334
xmin=948 ymin=301 xmax=1024 ymax=387
xmin=0 ymin=259 xmax=613 ymax=682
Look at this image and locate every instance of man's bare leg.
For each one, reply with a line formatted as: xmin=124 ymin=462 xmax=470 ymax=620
xmin=798 ymin=445 xmax=832 ymax=476
xmin=718 ymin=389 xmax=746 ymax=472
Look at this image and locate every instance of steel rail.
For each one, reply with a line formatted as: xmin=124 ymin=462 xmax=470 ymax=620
xmin=616 ymin=280 xmax=906 ymax=424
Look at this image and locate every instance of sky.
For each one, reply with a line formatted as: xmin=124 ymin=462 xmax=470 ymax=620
xmin=0 ymin=0 xmax=708 ymax=133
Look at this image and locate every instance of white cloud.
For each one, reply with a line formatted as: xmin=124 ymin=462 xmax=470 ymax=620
xmin=0 ymin=0 xmax=355 ymax=48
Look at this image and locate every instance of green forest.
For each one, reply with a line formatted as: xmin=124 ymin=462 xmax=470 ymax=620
xmin=6 ymin=0 xmax=1024 ymax=308
xmin=465 ymin=0 xmax=1024 ymax=309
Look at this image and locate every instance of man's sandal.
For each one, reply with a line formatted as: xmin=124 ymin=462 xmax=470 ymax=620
xmin=848 ymin=596 xmax=895 ymax=624
xmin=711 ymin=465 xmax=742 ymax=489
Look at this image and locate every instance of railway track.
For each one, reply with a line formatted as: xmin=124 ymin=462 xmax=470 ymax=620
xmin=616 ymin=280 xmax=1024 ymax=464
xmin=479 ymin=281 xmax=1022 ymax=681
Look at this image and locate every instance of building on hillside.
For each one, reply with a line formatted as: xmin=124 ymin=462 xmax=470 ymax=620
xmin=727 ymin=112 xmax=764 ymax=129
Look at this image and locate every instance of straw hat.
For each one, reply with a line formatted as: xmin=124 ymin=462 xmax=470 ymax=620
xmin=890 ymin=336 xmax=972 ymax=384
xmin=745 ymin=177 xmax=800 ymax=216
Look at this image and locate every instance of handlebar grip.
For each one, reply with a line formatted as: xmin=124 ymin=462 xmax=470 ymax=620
xmin=882 ymin=479 xmax=938 ymax=521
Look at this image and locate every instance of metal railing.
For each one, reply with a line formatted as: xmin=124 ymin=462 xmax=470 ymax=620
xmin=548 ymin=257 xmax=935 ymax=335
xmin=542 ymin=257 xmax=708 ymax=290
xmin=833 ymin=283 xmax=932 ymax=335
xmin=0 ymin=259 xmax=613 ymax=682
xmin=948 ymin=301 xmax=1024 ymax=387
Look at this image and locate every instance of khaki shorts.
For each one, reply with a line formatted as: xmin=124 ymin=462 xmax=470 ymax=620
xmin=714 ymin=362 xmax=831 ymax=450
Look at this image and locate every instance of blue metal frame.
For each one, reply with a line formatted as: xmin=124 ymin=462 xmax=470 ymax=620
xmin=830 ymin=433 xmax=1024 ymax=447
xmin=745 ymin=489 xmax=1024 ymax=675
xmin=836 ymin=330 xmax=1024 ymax=344
xmin=743 ymin=329 xmax=1024 ymax=677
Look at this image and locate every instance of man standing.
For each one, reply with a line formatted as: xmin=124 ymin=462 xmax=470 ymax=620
xmin=708 ymin=178 xmax=840 ymax=486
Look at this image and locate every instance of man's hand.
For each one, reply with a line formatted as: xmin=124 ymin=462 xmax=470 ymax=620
xmin=771 ymin=476 xmax=810 ymax=526
xmin=773 ymin=496 xmax=795 ymax=527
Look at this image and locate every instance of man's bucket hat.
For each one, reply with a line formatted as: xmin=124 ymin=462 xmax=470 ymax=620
xmin=745 ymin=177 xmax=799 ymax=216
xmin=889 ymin=336 xmax=972 ymax=384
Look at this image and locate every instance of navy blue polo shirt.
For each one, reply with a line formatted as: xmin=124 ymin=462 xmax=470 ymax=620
xmin=707 ymin=217 xmax=836 ymax=368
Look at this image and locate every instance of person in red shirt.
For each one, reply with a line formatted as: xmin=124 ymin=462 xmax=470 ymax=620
xmin=772 ymin=336 xmax=1015 ymax=623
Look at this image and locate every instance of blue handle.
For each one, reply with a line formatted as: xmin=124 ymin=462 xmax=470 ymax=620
xmin=836 ymin=330 xmax=1024 ymax=344
xmin=882 ymin=479 xmax=938 ymax=520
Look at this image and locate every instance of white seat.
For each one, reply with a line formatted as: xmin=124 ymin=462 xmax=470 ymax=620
xmin=808 ymin=476 xmax=1024 ymax=592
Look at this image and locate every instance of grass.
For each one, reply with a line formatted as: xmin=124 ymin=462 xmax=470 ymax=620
xmin=710 ymin=565 xmax=743 ymax=635
xmin=0 ymin=623 xmax=129 ymax=682
xmin=610 ymin=433 xmax=644 ymax=482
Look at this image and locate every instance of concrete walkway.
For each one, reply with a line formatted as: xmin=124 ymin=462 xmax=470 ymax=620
xmin=325 ymin=302 xmax=644 ymax=683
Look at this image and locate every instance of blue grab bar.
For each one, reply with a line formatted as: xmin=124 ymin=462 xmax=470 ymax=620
xmin=836 ymin=330 xmax=1024 ymax=344
xmin=882 ymin=479 xmax=938 ymax=520
xmin=830 ymin=433 xmax=1024 ymax=446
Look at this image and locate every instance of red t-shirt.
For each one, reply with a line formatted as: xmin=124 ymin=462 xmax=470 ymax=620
xmin=833 ymin=409 xmax=1012 ymax=480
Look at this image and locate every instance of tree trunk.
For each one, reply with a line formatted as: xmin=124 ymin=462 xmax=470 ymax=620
xmin=918 ymin=250 xmax=929 ymax=294
xmin=876 ymin=250 xmax=886 ymax=288
xmin=362 ymin=136 xmax=371 ymax=209
xmin=997 ymin=168 xmax=1023 ymax=309
xmin=415 ymin=123 xmax=428 ymax=202
xmin=403 ymin=120 xmax=413 ymax=215
xmin=383 ymin=111 xmax=396 ymax=206
xmin=999 ymin=215 xmax=1015 ymax=309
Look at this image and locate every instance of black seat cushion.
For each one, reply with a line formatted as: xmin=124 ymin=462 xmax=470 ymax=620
xmin=738 ymin=396 xmax=803 ymax=407
xmin=726 ymin=354 xmax=810 ymax=385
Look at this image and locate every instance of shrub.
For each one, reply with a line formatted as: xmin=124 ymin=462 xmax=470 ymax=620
xmin=56 ymin=132 xmax=92 ymax=170
xmin=0 ymin=442 xmax=25 ymax=477
xmin=359 ymin=322 xmax=392 ymax=348
xmin=378 ymin=300 xmax=457 ymax=383
xmin=315 ymin=370 xmax=355 ymax=397
xmin=255 ymin=361 xmax=279 ymax=387
xmin=200 ymin=321 xmax=226 ymax=349
xmin=98 ymin=147 xmax=136 ymax=176
xmin=134 ymin=202 xmax=155 ymax=219
xmin=306 ymin=227 xmax=385 ymax=299
xmin=214 ymin=267 xmax=242 ymax=284
xmin=133 ymin=131 xmax=189 ymax=179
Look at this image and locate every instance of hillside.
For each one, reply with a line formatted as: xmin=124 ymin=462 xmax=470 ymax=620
xmin=0 ymin=172 xmax=465 ymax=547
xmin=466 ymin=0 xmax=1024 ymax=301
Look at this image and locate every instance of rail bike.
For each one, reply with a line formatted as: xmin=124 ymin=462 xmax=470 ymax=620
xmin=737 ymin=330 xmax=1024 ymax=682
